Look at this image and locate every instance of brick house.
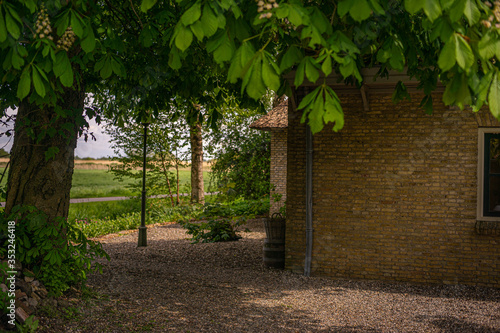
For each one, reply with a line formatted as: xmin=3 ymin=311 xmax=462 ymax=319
xmin=250 ymin=99 xmax=288 ymax=217
xmin=255 ymin=70 xmax=500 ymax=287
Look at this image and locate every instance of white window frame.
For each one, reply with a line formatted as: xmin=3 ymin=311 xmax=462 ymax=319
xmin=477 ymin=128 xmax=500 ymax=221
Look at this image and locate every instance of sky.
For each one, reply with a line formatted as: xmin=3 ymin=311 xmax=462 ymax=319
xmin=74 ymin=117 xmax=116 ymax=158
xmin=1 ymin=109 xmax=116 ymax=159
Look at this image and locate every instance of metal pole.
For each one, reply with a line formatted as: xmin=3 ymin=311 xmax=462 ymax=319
xmin=138 ymin=122 xmax=149 ymax=247
xmin=304 ymin=123 xmax=313 ymax=276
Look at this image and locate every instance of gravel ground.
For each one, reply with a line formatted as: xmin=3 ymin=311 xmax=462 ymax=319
xmin=38 ymin=219 xmax=500 ymax=332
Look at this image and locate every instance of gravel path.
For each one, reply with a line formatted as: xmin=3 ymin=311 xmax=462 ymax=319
xmin=39 ymin=219 xmax=500 ymax=332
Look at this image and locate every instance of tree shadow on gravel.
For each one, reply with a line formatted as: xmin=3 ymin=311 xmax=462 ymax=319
xmin=415 ymin=315 xmax=500 ymax=333
xmin=323 ymin=278 xmax=500 ymax=303
xmin=36 ymin=222 xmax=500 ymax=333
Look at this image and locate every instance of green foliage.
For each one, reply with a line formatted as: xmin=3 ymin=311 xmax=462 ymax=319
xmin=180 ymin=197 xmax=269 ymax=243
xmin=67 ymin=196 xmax=267 ymax=239
xmin=202 ymin=197 xmax=270 ymax=218
xmin=271 ymin=191 xmax=286 ymax=218
xmin=139 ymin=0 xmax=500 ymax=134
xmin=105 ymin=116 xmax=189 ymax=200
xmin=69 ymin=213 xmax=141 ymax=239
xmin=68 ymin=197 xmax=203 ymax=238
xmin=0 ymin=206 xmax=109 ymax=296
xmin=16 ymin=315 xmax=39 ymax=333
xmin=180 ymin=217 xmax=247 ymax=243
xmin=0 ymin=261 xmax=9 ymax=312
xmin=208 ymin=105 xmax=270 ymax=200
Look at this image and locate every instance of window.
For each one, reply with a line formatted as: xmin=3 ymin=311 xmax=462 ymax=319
xmin=478 ymin=129 xmax=500 ymax=219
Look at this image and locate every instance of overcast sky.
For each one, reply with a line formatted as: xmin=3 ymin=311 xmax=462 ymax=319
xmin=1 ymin=109 xmax=116 ymax=158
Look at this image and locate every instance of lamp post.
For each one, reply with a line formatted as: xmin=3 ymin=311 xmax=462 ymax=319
xmin=138 ymin=122 xmax=149 ymax=247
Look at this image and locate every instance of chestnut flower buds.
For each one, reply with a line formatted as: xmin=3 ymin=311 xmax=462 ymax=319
xmin=35 ymin=5 xmax=53 ymax=41
xmin=482 ymin=1 xmax=500 ymax=29
xmin=57 ymin=27 xmax=76 ymax=52
xmin=257 ymin=0 xmax=278 ymax=20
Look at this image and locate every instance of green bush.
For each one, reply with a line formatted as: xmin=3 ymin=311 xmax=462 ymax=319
xmin=202 ymin=197 xmax=270 ymax=218
xmin=0 ymin=206 xmax=109 ymax=296
xmin=0 ymin=261 xmax=9 ymax=312
xmin=180 ymin=217 xmax=248 ymax=243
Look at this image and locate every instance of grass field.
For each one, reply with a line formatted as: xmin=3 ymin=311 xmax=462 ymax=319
xmin=73 ymin=169 xmax=212 ymax=198
xmin=70 ymin=169 xmax=212 ymax=198
xmin=0 ymin=163 xmax=213 ymax=199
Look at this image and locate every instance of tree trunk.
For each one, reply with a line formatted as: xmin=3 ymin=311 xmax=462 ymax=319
xmin=5 ymin=87 xmax=85 ymax=221
xmin=158 ymin=146 xmax=175 ymax=207
xmin=175 ymin=150 xmax=180 ymax=206
xmin=189 ymin=121 xmax=204 ymax=204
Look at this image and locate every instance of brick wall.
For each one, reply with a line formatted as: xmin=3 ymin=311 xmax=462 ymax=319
xmin=270 ymin=129 xmax=287 ymax=216
xmin=286 ymin=89 xmax=500 ymax=287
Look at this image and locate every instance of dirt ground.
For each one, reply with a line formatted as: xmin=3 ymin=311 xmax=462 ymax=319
xmin=36 ymin=219 xmax=500 ymax=333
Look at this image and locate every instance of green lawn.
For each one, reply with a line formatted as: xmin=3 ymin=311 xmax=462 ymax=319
xmin=71 ymin=169 xmax=212 ymax=198
xmin=0 ymin=167 xmax=212 ymax=199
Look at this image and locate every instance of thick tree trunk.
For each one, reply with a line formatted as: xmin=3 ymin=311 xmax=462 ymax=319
xmin=5 ymin=87 xmax=85 ymax=221
xmin=189 ymin=121 xmax=204 ymax=204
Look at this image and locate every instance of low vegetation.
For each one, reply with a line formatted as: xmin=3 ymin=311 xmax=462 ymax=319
xmin=0 ymin=206 xmax=109 ymax=297
xmin=68 ymin=196 xmax=270 ymax=239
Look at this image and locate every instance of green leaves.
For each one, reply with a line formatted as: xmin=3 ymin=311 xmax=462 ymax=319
xmin=376 ymin=38 xmax=405 ymax=71
xmin=298 ymin=85 xmax=344 ymax=133
xmin=141 ymin=0 xmax=157 ymax=12
xmin=81 ymin=25 xmax=96 ymax=53
xmin=17 ymin=67 xmax=31 ymax=100
xmin=171 ymin=3 xmax=223 ymax=54
xmin=200 ymin=5 xmax=219 ymax=38
xmin=241 ymin=51 xmax=280 ymax=99
xmin=338 ymin=0 xmax=374 ymax=22
xmin=489 ymin=71 xmax=500 ymax=118
xmin=16 ymin=64 xmax=49 ymax=99
xmin=478 ymin=32 xmax=500 ymax=60
xmin=438 ymin=34 xmax=474 ymax=72
xmin=443 ymin=72 xmax=471 ymax=109
xmin=280 ymin=46 xmax=303 ymax=72
xmin=294 ymin=57 xmax=320 ymax=86
xmin=207 ymin=30 xmax=235 ymax=64
xmin=181 ymin=1 xmax=202 ymax=26
xmin=463 ymin=0 xmax=480 ymax=25
xmin=228 ymin=42 xmax=256 ymax=83
xmin=32 ymin=65 xmax=47 ymax=97
xmin=175 ymin=25 xmax=194 ymax=52
xmin=0 ymin=6 xmax=8 ymax=43
xmin=54 ymin=52 xmax=74 ymax=87
xmin=405 ymin=0 xmax=442 ymax=22
xmin=94 ymin=54 xmax=125 ymax=79
xmin=3 ymin=4 xmax=22 ymax=39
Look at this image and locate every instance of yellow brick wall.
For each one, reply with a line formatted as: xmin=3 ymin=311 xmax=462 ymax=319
xmin=270 ymin=129 xmax=287 ymax=216
xmin=286 ymin=90 xmax=500 ymax=287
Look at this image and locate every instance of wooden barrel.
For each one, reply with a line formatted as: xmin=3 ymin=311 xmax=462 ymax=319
xmin=263 ymin=239 xmax=285 ymax=269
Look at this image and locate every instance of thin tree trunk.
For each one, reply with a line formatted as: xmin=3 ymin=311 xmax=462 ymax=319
xmin=175 ymin=150 xmax=180 ymax=206
xmin=5 ymin=87 xmax=85 ymax=221
xmin=189 ymin=121 xmax=204 ymax=204
xmin=157 ymin=144 xmax=175 ymax=207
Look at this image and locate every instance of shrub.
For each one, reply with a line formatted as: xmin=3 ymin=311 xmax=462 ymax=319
xmin=180 ymin=217 xmax=248 ymax=243
xmin=0 ymin=206 xmax=109 ymax=296
xmin=202 ymin=197 xmax=270 ymax=218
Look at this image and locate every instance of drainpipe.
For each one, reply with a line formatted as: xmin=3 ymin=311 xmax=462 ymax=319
xmin=304 ymin=124 xmax=313 ymax=276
